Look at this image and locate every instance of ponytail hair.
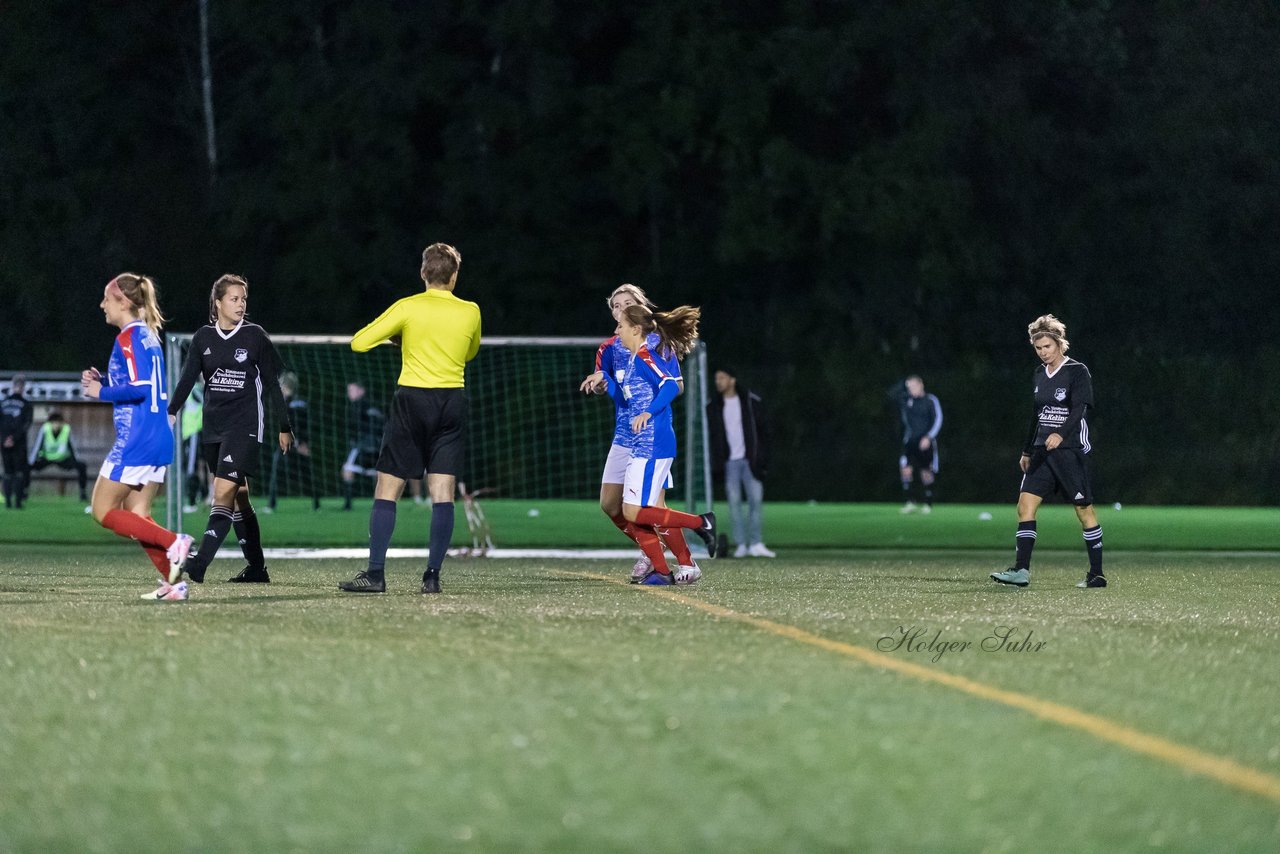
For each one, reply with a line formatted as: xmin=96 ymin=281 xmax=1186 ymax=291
xmin=110 ymin=273 xmax=166 ymax=334
xmin=210 ymin=274 xmax=249 ymax=323
xmin=620 ymin=303 xmax=701 ymax=359
xmin=1027 ymin=313 xmax=1070 ymax=353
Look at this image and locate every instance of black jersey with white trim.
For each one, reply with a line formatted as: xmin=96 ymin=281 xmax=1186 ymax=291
xmin=1024 ymin=358 xmax=1093 ymax=454
xmin=169 ymin=321 xmax=291 ymax=443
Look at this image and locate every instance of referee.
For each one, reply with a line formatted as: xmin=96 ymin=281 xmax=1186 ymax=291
xmin=339 ymin=243 xmax=481 ymax=595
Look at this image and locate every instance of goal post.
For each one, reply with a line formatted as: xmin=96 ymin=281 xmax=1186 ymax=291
xmin=164 ymin=334 xmax=712 ymax=532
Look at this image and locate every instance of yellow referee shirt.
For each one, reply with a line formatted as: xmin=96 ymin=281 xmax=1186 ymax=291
xmin=351 ymin=288 xmax=482 ymax=388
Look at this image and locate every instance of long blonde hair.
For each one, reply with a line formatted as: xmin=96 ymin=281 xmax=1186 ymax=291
xmin=620 ymin=304 xmax=701 ymax=359
xmin=1027 ymin=313 xmax=1070 ymax=353
xmin=607 ymin=283 xmax=655 ymax=313
xmin=111 ymin=273 xmax=166 ymax=334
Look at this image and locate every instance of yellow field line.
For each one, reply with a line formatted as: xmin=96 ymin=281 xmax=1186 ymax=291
xmin=560 ymin=569 xmax=1280 ymax=806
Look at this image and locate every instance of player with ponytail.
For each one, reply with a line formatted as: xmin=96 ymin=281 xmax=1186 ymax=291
xmin=603 ymin=303 xmax=716 ymax=585
xmin=82 ymin=273 xmax=194 ymax=601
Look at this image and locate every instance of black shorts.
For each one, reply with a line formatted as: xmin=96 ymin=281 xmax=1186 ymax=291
xmin=900 ymin=438 xmax=939 ymax=473
xmin=377 ymin=386 xmax=467 ymax=479
xmin=202 ymin=436 xmax=261 ymax=484
xmin=1020 ymin=448 xmax=1093 ymax=505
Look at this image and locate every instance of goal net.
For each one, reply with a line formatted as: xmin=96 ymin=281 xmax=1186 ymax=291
xmin=163 ymin=334 xmax=712 ymax=533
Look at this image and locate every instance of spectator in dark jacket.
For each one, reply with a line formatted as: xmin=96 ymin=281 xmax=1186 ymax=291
xmin=706 ymin=368 xmax=774 ymax=557
xmin=1 ymin=375 xmax=33 ymax=509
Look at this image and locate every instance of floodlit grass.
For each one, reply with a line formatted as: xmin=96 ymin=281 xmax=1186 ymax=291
xmin=7 ymin=494 xmax=1280 ymax=550
xmin=1 ymin=541 xmax=1279 ymax=851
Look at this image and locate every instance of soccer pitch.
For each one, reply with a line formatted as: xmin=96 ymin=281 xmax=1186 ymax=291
xmin=2 ymin=503 xmax=1279 ymax=850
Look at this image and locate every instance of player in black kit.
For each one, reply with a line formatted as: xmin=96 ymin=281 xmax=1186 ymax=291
xmin=991 ymin=314 xmax=1106 ymax=589
xmin=169 ymin=274 xmax=294 ymax=584
xmin=895 ymin=375 xmax=942 ymax=514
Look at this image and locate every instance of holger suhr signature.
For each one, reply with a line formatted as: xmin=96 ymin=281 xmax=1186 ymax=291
xmin=877 ymin=625 xmax=1047 ymax=663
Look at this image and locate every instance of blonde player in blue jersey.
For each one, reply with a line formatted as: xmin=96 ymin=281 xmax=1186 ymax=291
xmin=580 ymin=284 xmax=699 ymax=582
xmin=604 ymin=303 xmax=716 ymax=585
xmin=81 ymin=273 xmax=194 ymax=601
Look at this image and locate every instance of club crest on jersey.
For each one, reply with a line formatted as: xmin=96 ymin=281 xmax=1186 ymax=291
xmin=234 ymin=348 xmax=248 ymax=363
xmin=1054 ymin=388 xmax=1067 ymax=401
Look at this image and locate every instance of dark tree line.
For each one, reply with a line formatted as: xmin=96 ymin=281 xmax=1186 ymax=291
xmin=3 ymin=1 xmax=1278 ymax=503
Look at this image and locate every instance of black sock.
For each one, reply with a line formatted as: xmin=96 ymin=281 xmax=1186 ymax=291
xmin=343 ymin=480 xmax=354 ymax=509
xmin=233 ymin=508 xmax=266 ymax=569
xmin=923 ymin=484 xmax=935 ymax=505
xmin=1083 ymin=525 xmax=1103 ymax=576
xmin=367 ymin=498 xmax=397 ymax=579
xmin=1014 ymin=520 xmax=1037 ymax=570
xmin=428 ymin=501 xmax=455 ymax=573
xmin=2 ymin=475 xmax=11 ymax=507
xmin=189 ymin=505 xmax=235 ymax=574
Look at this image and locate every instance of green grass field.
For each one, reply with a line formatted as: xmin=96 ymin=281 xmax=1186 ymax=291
xmin=2 ymin=497 xmax=1279 ymax=851
xmin=9 ymin=493 xmax=1280 ymax=551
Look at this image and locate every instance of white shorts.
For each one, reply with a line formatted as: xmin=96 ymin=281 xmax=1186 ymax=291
xmin=99 ymin=461 xmax=167 ymax=486
xmin=601 ymin=443 xmax=631 ymax=485
xmin=623 ymin=457 xmax=674 ymax=508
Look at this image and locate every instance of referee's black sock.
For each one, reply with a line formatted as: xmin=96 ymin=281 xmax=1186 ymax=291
xmin=1083 ymin=525 xmax=1103 ymax=576
xmin=1014 ymin=521 xmax=1037 ymax=570
xmin=428 ymin=502 xmax=455 ymax=574
xmin=366 ymin=498 xmax=397 ymax=580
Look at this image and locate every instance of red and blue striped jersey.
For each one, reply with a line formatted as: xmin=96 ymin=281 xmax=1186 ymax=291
xmin=595 ymin=332 xmax=681 ymax=449
xmin=99 ymin=321 xmax=172 ymax=468
xmin=605 ymin=343 xmax=681 ymax=460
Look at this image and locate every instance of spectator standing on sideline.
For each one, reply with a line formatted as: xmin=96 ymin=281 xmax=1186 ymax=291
xmin=339 ymin=242 xmax=481 ymax=595
xmin=896 ymin=375 xmax=943 ymax=514
xmin=991 ymin=313 xmax=1106 ymax=589
xmin=706 ymin=368 xmax=775 ymax=558
xmin=1 ymin=375 xmax=33 ymax=509
xmin=267 ymin=371 xmax=320 ymax=512
xmin=28 ymin=411 xmax=90 ymax=502
xmin=341 ymin=379 xmax=384 ymax=510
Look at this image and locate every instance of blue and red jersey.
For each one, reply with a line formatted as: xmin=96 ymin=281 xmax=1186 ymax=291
xmin=595 ymin=333 xmax=682 ymax=449
xmin=604 ymin=342 xmax=682 ymax=460
xmin=98 ymin=321 xmax=172 ymax=468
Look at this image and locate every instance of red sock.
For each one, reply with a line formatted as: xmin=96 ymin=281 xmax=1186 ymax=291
xmin=609 ymin=512 xmax=638 ymax=544
xmin=626 ymin=523 xmax=670 ymax=573
xmin=101 ymin=509 xmax=177 ymax=550
xmin=658 ymin=526 xmax=693 ymax=566
xmin=140 ymin=543 xmax=170 ymax=579
xmin=633 ymin=506 xmax=702 ymax=530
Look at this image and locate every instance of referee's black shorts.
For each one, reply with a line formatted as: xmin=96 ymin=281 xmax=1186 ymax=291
xmin=377 ymin=386 xmax=467 ymax=479
xmin=1020 ymin=448 xmax=1094 ymax=505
